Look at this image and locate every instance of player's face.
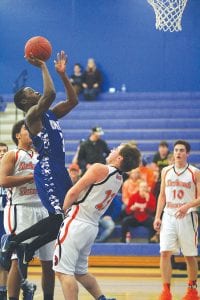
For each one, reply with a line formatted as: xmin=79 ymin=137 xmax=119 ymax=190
xmin=106 ymin=145 xmax=123 ymax=164
xmin=0 ymin=146 xmax=8 ymax=160
xmin=17 ymin=125 xmax=32 ymax=147
xmin=23 ymin=87 xmax=41 ymax=105
xmin=173 ymin=144 xmax=189 ymax=164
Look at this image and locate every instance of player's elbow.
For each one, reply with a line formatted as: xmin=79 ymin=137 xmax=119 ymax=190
xmin=71 ymin=95 xmax=78 ymax=107
xmin=48 ymin=90 xmax=56 ymax=101
xmin=0 ymin=177 xmax=9 ymax=188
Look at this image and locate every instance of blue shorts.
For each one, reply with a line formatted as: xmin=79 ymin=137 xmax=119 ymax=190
xmin=34 ymin=158 xmax=72 ymax=214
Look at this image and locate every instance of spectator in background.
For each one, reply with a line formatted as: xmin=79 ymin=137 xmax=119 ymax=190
xmin=68 ymin=163 xmax=81 ymax=185
xmin=78 ymin=127 xmax=110 ymax=174
xmin=152 ymin=141 xmax=170 ymax=199
xmin=70 ymin=63 xmax=83 ymax=96
xmin=0 ymin=142 xmax=8 ymax=300
xmin=72 ymin=139 xmax=86 ymax=164
xmin=121 ymin=181 xmax=157 ymax=243
xmin=95 ymin=194 xmax=122 ymax=243
xmin=122 ymin=168 xmax=141 ymax=207
xmin=139 ymin=156 xmax=157 ymax=193
xmin=82 ymin=58 xmax=102 ymax=101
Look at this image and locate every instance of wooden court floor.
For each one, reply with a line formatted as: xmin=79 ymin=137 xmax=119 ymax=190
xmin=24 ymin=266 xmax=195 ymax=300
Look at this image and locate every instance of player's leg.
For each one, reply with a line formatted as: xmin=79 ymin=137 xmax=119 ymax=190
xmin=38 ymin=232 xmax=55 ymax=300
xmin=7 ymin=259 xmax=21 ymax=299
xmin=180 ymin=213 xmax=199 ymax=299
xmin=75 ymin=273 xmax=102 ymax=298
xmin=0 ymin=211 xmax=7 ymax=299
xmin=40 ymin=260 xmax=55 ymax=300
xmin=158 ymin=212 xmax=178 ymax=299
xmin=56 ymin=272 xmax=78 ymax=300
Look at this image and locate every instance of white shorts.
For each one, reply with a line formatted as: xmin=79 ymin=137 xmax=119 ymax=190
xmin=4 ymin=203 xmax=54 ymax=261
xmin=160 ymin=211 xmax=198 ymax=256
xmin=53 ymin=217 xmax=98 ymax=275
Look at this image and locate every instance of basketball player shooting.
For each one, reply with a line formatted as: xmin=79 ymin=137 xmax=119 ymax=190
xmin=0 ymin=50 xmax=78 ymax=279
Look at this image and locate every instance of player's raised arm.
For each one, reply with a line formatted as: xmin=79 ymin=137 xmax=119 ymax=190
xmin=51 ymin=51 xmax=78 ymax=119
xmin=25 ymin=56 xmax=56 ymax=114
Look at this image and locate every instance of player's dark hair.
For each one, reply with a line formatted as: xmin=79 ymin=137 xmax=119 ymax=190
xmin=14 ymin=88 xmax=26 ymax=111
xmin=119 ymin=144 xmax=141 ymax=172
xmin=174 ymin=140 xmax=191 ymax=153
xmin=12 ymin=120 xmax=25 ymax=145
xmin=0 ymin=142 xmax=8 ymax=150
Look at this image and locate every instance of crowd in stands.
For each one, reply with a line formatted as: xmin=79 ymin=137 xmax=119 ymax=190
xmin=70 ymin=58 xmax=102 ymax=101
xmin=69 ymin=126 xmax=174 ymax=244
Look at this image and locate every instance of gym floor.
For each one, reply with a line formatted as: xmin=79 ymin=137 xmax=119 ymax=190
xmin=25 ymin=266 xmax=192 ymax=300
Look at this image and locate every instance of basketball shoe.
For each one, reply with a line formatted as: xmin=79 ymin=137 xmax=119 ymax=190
xmin=158 ymin=288 xmax=172 ymax=300
xmin=182 ymin=288 xmax=200 ymax=300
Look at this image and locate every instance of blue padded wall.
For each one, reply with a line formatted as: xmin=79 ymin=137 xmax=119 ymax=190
xmin=0 ymin=0 xmax=200 ymax=94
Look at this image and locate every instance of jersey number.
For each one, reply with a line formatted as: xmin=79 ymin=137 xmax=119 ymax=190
xmin=173 ymin=189 xmax=184 ymax=200
xmin=95 ymin=190 xmax=116 ymax=211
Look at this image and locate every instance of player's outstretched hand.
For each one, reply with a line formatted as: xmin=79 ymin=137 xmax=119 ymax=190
xmin=25 ymin=54 xmax=45 ymax=68
xmin=54 ymin=51 xmax=68 ymax=75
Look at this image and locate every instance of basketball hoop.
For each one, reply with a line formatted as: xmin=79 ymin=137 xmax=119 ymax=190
xmin=147 ymin=0 xmax=188 ymax=32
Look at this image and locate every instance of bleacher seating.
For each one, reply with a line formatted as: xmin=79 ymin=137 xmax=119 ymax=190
xmin=59 ymin=92 xmax=200 ymax=167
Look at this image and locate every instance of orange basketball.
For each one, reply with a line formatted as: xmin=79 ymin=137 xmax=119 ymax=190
xmin=24 ymin=36 xmax=52 ymax=61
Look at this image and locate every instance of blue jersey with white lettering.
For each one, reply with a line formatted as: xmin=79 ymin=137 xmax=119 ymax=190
xmin=30 ymin=110 xmax=72 ymax=214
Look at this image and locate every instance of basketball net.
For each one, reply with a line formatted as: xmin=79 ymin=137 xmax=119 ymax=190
xmin=147 ymin=0 xmax=188 ymax=32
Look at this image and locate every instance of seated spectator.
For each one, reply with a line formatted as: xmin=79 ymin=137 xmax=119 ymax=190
xmin=122 ymin=168 xmax=141 ymax=206
xmin=121 ymin=181 xmax=157 ymax=243
xmin=70 ymin=63 xmax=83 ymax=95
xmin=139 ymin=156 xmax=157 ymax=193
xmin=96 ymin=194 xmax=122 ymax=243
xmin=152 ymin=140 xmax=170 ymax=199
xmin=167 ymin=152 xmax=174 ymax=165
xmin=82 ymin=58 xmax=102 ymax=101
xmin=77 ymin=127 xmax=110 ymax=174
xmin=68 ymin=163 xmax=81 ymax=184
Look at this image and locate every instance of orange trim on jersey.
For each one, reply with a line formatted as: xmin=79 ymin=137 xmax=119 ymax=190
xmin=187 ymin=167 xmax=196 ymax=184
xmin=163 ymin=166 xmax=174 ymax=182
xmin=58 ymin=205 xmax=80 ymax=245
xmin=8 ymin=205 xmax=15 ymax=234
xmin=188 ymin=167 xmax=197 ymax=198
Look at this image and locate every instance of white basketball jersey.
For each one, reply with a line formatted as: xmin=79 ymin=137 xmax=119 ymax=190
xmin=9 ymin=149 xmax=41 ymax=205
xmin=164 ymin=164 xmax=198 ymax=215
xmin=67 ymin=166 xmax=123 ymax=225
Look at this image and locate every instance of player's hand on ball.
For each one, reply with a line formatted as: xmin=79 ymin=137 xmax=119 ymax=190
xmin=54 ymin=51 xmax=68 ymax=74
xmin=25 ymin=54 xmax=45 ymax=68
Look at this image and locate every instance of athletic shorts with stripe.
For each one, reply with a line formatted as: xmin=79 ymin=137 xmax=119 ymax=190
xmin=4 ymin=203 xmax=54 ymax=261
xmin=53 ymin=217 xmax=98 ymax=275
xmin=160 ymin=211 xmax=198 ymax=256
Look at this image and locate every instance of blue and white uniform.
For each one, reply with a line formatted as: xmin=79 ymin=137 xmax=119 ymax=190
xmin=30 ymin=110 xmax=72 ymax=214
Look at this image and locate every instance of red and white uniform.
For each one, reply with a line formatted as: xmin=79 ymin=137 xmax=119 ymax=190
xmin=7 ymin=149 xmax=39 ymax=205
xmin=160 ymin=164 xmax=199 ymax=256
xmin=53 ymin=166 xmax=123 ymax=275
xmin=4 ymin=148 xmax=54 ymax=261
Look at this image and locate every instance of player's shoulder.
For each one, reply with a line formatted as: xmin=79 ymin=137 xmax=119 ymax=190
xmin=188 ymin=164 xmax=199 ymax=172
xmin=161 ymin=164 xmax=173 ymax=176
xmin=163 ymin=164 xmax=173 ymax=172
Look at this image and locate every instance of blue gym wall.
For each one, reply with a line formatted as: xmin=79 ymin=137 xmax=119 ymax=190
xmin=0 ymin=0 xmax=200 ymax=94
